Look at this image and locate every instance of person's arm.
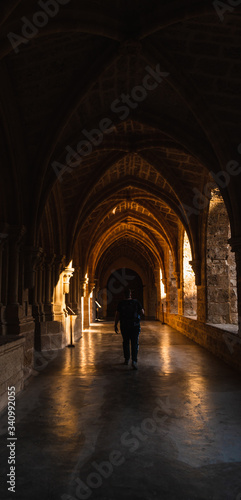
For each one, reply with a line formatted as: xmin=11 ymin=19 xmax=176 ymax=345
xmin=114 ymin=311 xmax=120 ymax=334
xmin=138 ymin=301 xmax=144 ymax=316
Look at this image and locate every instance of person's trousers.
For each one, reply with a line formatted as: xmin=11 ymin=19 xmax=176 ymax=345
xmin=121 ymin=326 xmax=140 ymax=362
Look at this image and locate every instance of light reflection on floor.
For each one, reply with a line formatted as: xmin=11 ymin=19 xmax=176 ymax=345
xmin=2 ymin=321 xmax=241 ymax=500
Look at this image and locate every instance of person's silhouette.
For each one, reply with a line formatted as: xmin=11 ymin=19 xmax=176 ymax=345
xmin=114 ymin=288 xmax=144 ymax=369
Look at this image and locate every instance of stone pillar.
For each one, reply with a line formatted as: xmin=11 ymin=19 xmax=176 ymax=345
xmin=5 ymin=226 xmax=25 ymax=334
xmin=1 ymin=239 xmax=9 ymax=308
xmin=189 ymin=259 xmax=206 ymax=322
xmin=80 ymin=279 xmax=88 ymax=329
xmin=8 ymin=230 xmax=22 ymax=305
xmin=228 ymin=237 xmax=241 ymax=335
xmin=52 ymin=255 xmax=65 ymax=321
xmin=0 ymin=234 xmax=8 ymax=335
xmin=37 ymin=253 xmax=45 ymax=322
xmin=75 ymin=267 xmax=81 ymax=313
xmin=89 ymin=281 xmax=95 ymax=324
xmin=62 ymin=263 xmax=75 ymax=296
xmin=24 ymin=246 xmax=43 ymax=290
xmin=54 ymin=255 xmax=65 ymax=287
xmin=197 ymin=286 xmax=206 ymax=323
xmin=167 ymin=281 xmax=171 ymax=316
xmin=177 ymin=285 xmax=184 ymax=316
xmin=101 ymin=288 xmax=108 ymax=319
xmin=189 ymin=260 xmax=201 ymax=286
xmin=44 ymin=255 xmax=55 ymax=320
xmin=0 ymin=237 xmax=6 ymax=305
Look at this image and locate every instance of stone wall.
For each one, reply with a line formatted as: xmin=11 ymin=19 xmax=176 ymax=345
xmin=183 ymin=232 xmax=197 ymax=317
xmin=207 ymin=190 xmax=238 ymax=324
xmin=227 ymin=226 xmax=238 ymax=325
xmin=0 ymin=337 xmax=25 ymax=414
xmin=165 ymin=313 xmax=241 ymax=372
xmin=169 ymin=250 xmax=178 ymax=314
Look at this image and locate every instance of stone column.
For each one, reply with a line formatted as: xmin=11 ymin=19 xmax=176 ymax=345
xmin=8 ymin=230 xmax=22 ymax=305
xmin=44 ymin=255 xmax=55 ymax=320
xmin=228 ymin=237 xmax=241 ymax=335
xmin=35 ymin=252 xmax=45 ymax=320
xmin=190 ymin=259 xmax=201 ymax=319
xmin=75 ymin=266 xmax=81 ymax=313
xmin=1 ymin=241 xmax=9 ymax=308
xmin=0 ymin=237 xmax=6 ymax=305
xmin=52 ymin=255 xmax=64 ymax=317
xmin=80 ymin=278 xmax=89 ymax=330
xmin=0 ymin=234 xmax=8 ymax=335
xmin=24 ymin=246 xmax=43 ymax=290
xmin=177 ymin=284 xmax=184 ymax=316
xmin=5 ymin=226 xmax=25 ymax=334
xmin=54 ymin=255 xmax=65 ymax=287
xmin=89 ymin=281 xmax=95 ymax=324
xmin=162 ymin=277 xmax=168 ymax=315
xmin=189 ymin=259 xmax=206 ymax=322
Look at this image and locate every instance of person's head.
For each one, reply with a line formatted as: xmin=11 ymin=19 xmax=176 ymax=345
xmin=124 ymin=288 xmax=132 ymax=299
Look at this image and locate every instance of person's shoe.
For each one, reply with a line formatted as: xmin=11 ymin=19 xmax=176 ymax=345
xmin=124 ymin=359 xmax=129 ymax=365
xmin=132 ymin=361 xmax=138 ymax=370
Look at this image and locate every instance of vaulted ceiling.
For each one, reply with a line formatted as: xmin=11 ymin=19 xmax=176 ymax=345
xmin=0 ymin=0 xmax=240 ymax=278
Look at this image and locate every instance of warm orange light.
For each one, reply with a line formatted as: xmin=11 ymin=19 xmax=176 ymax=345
xmin=183 ymin=232 xmax=195 ymax=286
xmin=160 ymin=268 xmax=166 ymax=299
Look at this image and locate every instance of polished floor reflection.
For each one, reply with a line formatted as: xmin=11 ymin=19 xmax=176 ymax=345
xmin=1 ymin=321 xmax=241 ymax=500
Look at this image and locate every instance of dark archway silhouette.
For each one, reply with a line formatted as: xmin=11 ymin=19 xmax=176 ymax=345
xmin=106 ymin=268 xmax=144 ymax=318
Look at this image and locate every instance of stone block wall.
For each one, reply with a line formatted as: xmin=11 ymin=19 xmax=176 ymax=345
xmin=0 ymin=337 xmax=25 ymax=414
xmin=40 ymin=320 xmax=67 ymax=351
xmin=165 ymin=313 xmax=241 ymax=372
xmin=206 ymin=190 xmax=238 ymax=325
xmin=183 ymin=232 xmax=197 ymax=317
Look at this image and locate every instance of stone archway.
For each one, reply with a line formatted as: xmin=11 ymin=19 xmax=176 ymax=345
xmin=206 ymin=188 xmax=238 ymax=325
xmin=183 ymin=231 xmax=197 ymax=318
xmin=106 ymin=268 xmax=144 ymax=318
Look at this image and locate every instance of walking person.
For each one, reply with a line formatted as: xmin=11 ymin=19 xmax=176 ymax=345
xmin=114 ymin=288 xmax=144 ymax=369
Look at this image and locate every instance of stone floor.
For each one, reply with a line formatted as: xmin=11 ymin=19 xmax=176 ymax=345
xmin=1 ymin=321 xmax=241 ymax=500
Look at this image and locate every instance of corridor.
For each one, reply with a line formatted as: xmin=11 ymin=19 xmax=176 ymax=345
xmin=1 ymin=321 xmax=241 ymax=500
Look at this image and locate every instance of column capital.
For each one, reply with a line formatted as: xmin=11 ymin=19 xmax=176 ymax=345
xmin=189 ymin=259 xmax=201 ymax=286
xmin=80 ymin=278 xmax=88 ymax=297
xmin=63 ymin=264 xmax=75 ymax=295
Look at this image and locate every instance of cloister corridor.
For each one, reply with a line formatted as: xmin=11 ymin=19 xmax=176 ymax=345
xmin=1 ymin=321 xmax=241 ymax=500
xmin=1 ymin=2 xmax=241 ymax=499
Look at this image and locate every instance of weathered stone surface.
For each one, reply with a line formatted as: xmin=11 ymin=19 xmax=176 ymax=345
xmin=166 ymin=314 xmax=241 ymax=372
xmin=0 ymin=337 xmax=25 ymax=413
